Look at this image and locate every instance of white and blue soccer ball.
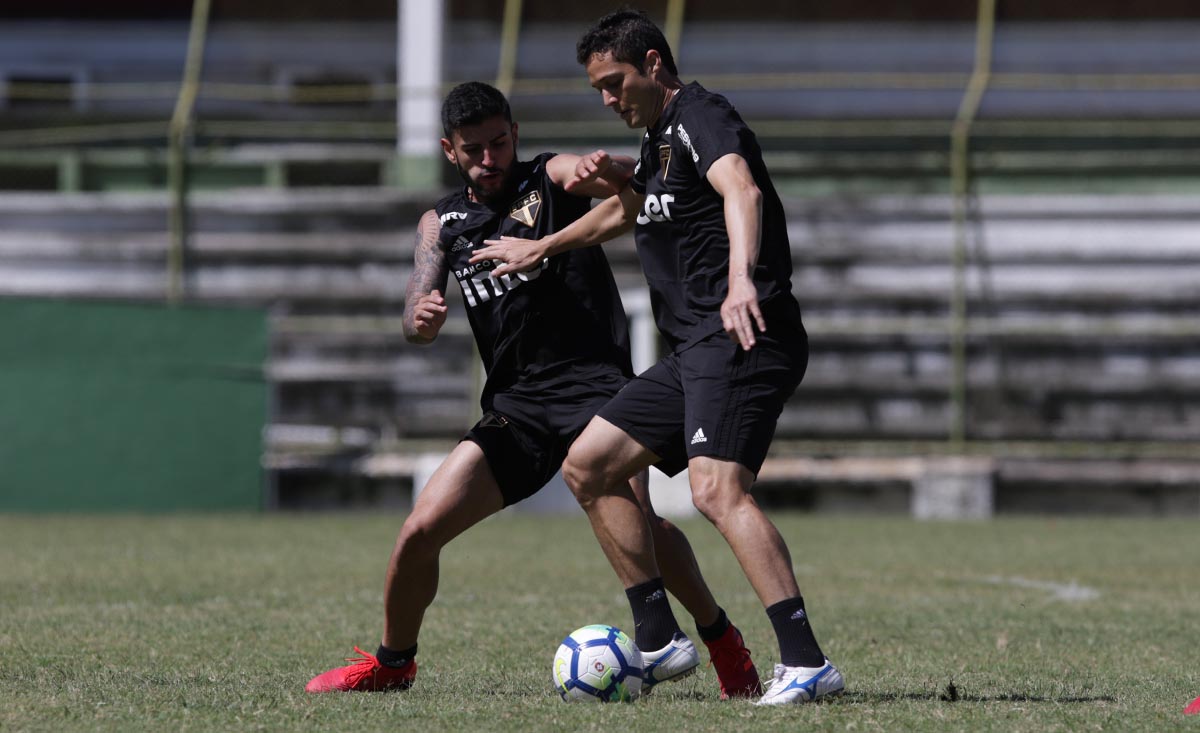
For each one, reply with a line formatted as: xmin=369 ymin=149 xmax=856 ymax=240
xmin=552 ymin=624 xmax=643 ymax=702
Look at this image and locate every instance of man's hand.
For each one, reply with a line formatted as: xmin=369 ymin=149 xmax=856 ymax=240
xmin=721 ymin=275 xmax=766 ymax=350
xmin=470 ymin=236 xmax=549 ymax=278
xmin=563 ymin=150 xmax=613 ymax=194
xmin=410 ymin=289 xmax=448 ymax=341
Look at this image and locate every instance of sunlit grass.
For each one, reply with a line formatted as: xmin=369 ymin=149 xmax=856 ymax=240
xmin=1 ymin=514 xmax=1196 ymax=731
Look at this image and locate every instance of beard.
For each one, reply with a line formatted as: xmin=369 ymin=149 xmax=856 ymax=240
xmin=457 ymin=161 xmax=515 ymax=208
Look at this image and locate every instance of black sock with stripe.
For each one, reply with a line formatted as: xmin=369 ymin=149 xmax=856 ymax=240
xmin=766 ymin=596 xmax=825 ymax=667
xmin=625 ymin=577 xmax=681 ymax=652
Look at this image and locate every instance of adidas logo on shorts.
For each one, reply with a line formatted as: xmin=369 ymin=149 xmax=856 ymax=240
xmin=690 ymin=428 xmax=707 ymax=445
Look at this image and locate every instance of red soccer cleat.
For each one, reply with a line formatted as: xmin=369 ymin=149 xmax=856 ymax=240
xmin=1185 ymin=696 xmax=1200 ymax=715
xmin=305 ymin=646 xmax=417 ymax=693
xmin=703 ymin=624 xmax=764 ymax=700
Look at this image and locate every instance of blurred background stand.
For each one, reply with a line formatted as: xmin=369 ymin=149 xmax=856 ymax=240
xmin=2 ymin=0 xmax=1200 ymax=516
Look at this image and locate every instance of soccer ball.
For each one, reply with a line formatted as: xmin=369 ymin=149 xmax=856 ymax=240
xmin=552 ymin=624 xmax=643 ymax=702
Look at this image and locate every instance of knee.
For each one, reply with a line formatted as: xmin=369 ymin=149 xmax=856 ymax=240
xmin=394 ymin=515 xmax=444 ymax=561
xmin=562 ymin=446 xmax=609 ymax=504
xmin=689 ymin=471 xmax=745 ymax=525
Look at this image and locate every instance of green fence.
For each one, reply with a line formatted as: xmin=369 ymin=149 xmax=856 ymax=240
xmin=0 ymin=299 xmax=268 ymax=512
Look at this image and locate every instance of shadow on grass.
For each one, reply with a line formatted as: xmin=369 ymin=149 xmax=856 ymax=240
xmin=843 ymin=690 xmax=1117 ymax=704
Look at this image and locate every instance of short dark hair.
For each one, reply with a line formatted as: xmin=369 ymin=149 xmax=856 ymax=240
xmin=440 ymin=81 xmax=512 ymax=139
xmin=576 ymin=8 xmax=678 ymax=76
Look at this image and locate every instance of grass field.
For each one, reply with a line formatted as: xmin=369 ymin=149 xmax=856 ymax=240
xmin=2 ymin=512 xmax=1197 ymax=732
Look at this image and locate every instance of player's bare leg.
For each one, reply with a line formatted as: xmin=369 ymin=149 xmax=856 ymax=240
xmin=562 ymin=417 xmax=661 ymax=587
xmin=686 ymin=455 xmax=842 ymax=704
xmin=382 ymin=440 xmax=505 ymax=650
xmin=628 ymin=468 xmax=720 ymax=626
xmin=686 ymin=456 xmax=799 ymax=607
xmin=306 ymin=441 xmax=504 ymax=692
xmin=563 ymin=417 xmax=701 ymax=691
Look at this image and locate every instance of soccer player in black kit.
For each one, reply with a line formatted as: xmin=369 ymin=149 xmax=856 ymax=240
xmin=473 ymin=11 xmax=844 ymax=705
xmin=306 ymin=82 xmax=762 ymax=698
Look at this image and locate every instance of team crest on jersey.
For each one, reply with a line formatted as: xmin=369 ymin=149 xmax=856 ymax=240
xmin=509 ymin=190 xmax=542 ymax=227
xmin=658 ymin=144 xmax=672 ymax=179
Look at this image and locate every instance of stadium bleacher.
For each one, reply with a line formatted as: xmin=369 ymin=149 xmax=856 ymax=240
xmin=3 ymin=12 xmax=1200 ymax=514
xmin=3 ymin=186 xmax=1199 ymax=514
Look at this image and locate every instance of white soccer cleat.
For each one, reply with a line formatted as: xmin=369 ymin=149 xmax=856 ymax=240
xmin=639 ymin=632 xmax=700 ymax=692
xmin=756 ymin=660 xmax=845 ymax=705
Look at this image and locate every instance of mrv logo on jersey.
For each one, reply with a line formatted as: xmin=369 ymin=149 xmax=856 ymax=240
xmin=637 ymin=193 xmax=676 ymax=225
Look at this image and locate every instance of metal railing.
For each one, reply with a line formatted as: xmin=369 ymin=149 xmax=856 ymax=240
xmin=949 ymin=0 xmax=996 ymax=447
xmin=166 ymin=0 xmax=211 ymax=304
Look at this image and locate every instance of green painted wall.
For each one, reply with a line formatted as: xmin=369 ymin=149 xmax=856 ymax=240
xmin=0 ymin=299 xmax=268 ymax=512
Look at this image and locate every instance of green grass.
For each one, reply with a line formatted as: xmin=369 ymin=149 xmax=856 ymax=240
xmin=2 ymin=513 xmax=1198 ymax=732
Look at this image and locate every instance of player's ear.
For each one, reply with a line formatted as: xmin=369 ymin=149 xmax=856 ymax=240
xmin=440 ymin=137 xmax=456 ymax=164
xmin=510 ymin=122 xmax=519 ymax=148
xmin=644 ymin=49 xmax=660 ymax=77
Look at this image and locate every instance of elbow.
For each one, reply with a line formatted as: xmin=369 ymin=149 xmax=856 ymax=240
xmin=730 ymin=184 xmax=762 ymax=224
xmin=742 ymin=184 xmax=763 ymax=210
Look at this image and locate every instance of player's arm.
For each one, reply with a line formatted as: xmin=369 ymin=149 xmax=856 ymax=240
xmin=469 ymin=186 xmax=642 ymax=277
xmin=707 ymin=152 xmax=767 ymax=351
xmin=402 ymin=209 xmax=450 ymax=345
xmin=545 ymin=150 xmax=637 ymax=199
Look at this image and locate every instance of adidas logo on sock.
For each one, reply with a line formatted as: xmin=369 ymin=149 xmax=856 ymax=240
xmin=690 ymin=428 xmax=707 ymax=445
xmin=645 ymin=589 xmax=666 ymax=603
xmin=790 ymin=609 xmax=808 ymax=621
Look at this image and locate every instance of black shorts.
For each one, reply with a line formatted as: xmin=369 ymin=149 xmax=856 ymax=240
xmin=597 ymin=319 xmax=807 ymax=477
xmin=463 ymin=368 xmax=628 ymax=506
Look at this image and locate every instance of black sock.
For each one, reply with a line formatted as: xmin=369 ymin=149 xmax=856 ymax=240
xmin=376 ymin=643 xmax=417 ymax=668
xmin=625 ymin=578 xmax=681 ymax=652
xmin=695 ymin=606 xmax=730 ymax=643
xmin=766 ymin=597 xmax=825 ymax=667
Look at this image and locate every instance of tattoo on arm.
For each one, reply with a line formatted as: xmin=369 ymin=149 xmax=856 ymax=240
xmin=403 ymin=210 xmax=449 ymax=342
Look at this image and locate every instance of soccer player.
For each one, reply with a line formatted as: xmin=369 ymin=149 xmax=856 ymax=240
xmin=305 ymin=81 xmax=762 ymax=698
xmin=471 ymin=11 xmax=845 ymax=705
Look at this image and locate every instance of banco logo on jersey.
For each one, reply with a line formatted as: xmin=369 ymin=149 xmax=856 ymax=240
xmin=454 ymin=257 xmax=549 ymax=308
xmin=637 ymin=193 xmax=676 ymax=225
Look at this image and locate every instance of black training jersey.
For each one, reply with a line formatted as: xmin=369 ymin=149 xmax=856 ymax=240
xmin=434 ymin=152 xmax=632 ymax=402
xmin=630 ymin=82 xmax=798 ymax=352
